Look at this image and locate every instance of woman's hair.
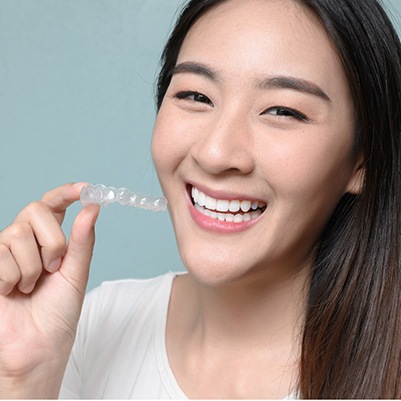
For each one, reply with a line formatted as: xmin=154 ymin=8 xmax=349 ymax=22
xmin=156 ymin=0 xmax=401 ymax=398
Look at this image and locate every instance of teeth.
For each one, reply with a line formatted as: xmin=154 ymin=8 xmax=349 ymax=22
xmin=229 ymin=200 xmax=240 ymax=213
xmin=205 ymin=195 xmax=217 ymax=210
xmin=195 ymin=203 xmax=262 ymax=222
xmin=216 ymin=199 xmax=230 ymax=212
xmin=191 ymin=186 xmax=265 ymax=223
xmin=225 ymin=213 xmax=235 ymax=222
xmin=240 ymin=200 xmax=251 ymax=212
xmin=198 ymin=191 xmax=206 ymax=207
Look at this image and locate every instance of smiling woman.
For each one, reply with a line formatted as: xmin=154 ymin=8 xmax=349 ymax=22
xmin=154 ymin=0 xmax=361 ymax=292
xmin=1 ymin=0 xmax=401 ymax=399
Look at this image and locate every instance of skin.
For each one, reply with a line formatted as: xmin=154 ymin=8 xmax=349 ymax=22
xmin=0 ymin=183 xmax=99 ymax=398
xmin=0 ymin=0 xmax=364 ymax=398
xmin=153 ymin=0 xmax=363 ymax=398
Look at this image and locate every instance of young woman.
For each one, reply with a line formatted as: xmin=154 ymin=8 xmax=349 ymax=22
xmin=1 ymin=0 xmax=400 ymax=398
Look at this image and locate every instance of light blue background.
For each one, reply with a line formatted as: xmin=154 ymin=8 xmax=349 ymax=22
xmin=1 ymin=0 xmax=400 ymax=291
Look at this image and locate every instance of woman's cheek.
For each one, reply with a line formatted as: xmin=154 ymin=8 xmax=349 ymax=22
xmin=152 ymin=110 xmax=197 ymax=171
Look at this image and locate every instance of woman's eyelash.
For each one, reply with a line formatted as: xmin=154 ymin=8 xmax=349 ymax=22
xmin=173 ymin=92 xmax=307 ymax=121
xmin=174 ymin=91 xmax=213 ymax=105
xmin=264 ymin=106 xmax=308 ymax=122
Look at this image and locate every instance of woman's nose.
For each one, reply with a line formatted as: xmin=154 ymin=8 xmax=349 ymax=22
xmin=190 ymin=111 xmax=255 ymax=176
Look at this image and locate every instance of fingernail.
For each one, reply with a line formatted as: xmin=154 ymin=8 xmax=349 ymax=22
xmin=47 ymin=257 xmax=62 ymax=273
xmin=21 ymin=283 xmax=35 ymax=294
xmin=73 ymin=182 xmax=88 ymax=188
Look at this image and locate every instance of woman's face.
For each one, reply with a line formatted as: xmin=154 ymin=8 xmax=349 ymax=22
xmin=152 ymin=0 xmax=362 ymax=286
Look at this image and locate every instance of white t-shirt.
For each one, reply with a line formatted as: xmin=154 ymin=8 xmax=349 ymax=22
xmin=60 ymin=271 xmax=187 ymax=399
xmin=60 ymin=271 xmax=297 ymax=399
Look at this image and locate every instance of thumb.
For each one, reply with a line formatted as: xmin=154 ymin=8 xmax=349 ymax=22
xmin=60 ymin=204 xmax=100 ymax=295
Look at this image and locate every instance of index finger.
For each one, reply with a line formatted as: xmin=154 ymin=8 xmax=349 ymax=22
xmin=41 ymin=182 xmax=88 ymax=212
xmin=14 ymin=182 xmax=89 ymax=227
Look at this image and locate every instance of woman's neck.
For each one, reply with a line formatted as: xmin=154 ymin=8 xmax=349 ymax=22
xmin=167 ymin=267 xmax=310 ymax=398
xmin=195 ymin=270 xmax=308 ymax=347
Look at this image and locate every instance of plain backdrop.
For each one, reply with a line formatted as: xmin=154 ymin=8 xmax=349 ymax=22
xmin=1 ymin=0 xmax=400 ymax=291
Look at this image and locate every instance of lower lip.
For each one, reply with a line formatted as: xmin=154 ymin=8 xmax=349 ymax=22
xmin=188 ymin=200 xmax=262 ymax=234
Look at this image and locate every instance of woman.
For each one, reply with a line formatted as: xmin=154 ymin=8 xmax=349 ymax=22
xmin=1 ymin=0 xmax=400 ymax=398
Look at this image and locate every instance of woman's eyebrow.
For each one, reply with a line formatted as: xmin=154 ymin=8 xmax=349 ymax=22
xmin=258 ymin=76 xmax=331 ymax=102
xmin=171 ymin=61 xmax=221 ymax=82
xmin=172 ymin=61 xmax=331 ymax=102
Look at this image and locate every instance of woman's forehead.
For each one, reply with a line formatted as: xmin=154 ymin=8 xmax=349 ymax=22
xmin=177 ymin=0 xmax=349 ymax=101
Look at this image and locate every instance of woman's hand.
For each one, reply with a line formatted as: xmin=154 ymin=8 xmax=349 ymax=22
xmin=0 ymin=182 xmax=100 ymax=398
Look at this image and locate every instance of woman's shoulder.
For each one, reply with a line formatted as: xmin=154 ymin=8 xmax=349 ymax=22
xmin=76 ymin=271 xmax=183 ymax=338
xmin=62 ymin=272 xmax=185 ymax=398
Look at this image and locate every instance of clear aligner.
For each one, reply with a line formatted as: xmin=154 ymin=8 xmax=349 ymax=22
xmin=80 ymin=184 xmax=167 ymax=212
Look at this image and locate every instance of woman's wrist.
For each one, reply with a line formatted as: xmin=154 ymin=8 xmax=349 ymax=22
xmin=0 ymin=358 xmax=68 ymax=399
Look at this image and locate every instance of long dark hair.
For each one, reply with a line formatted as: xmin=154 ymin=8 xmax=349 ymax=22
xmin=156 ymin=0 xmax=401 ymax=398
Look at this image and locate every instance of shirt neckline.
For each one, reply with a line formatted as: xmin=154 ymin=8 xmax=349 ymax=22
xmin=153 ymin=271 xmax=297 ymax=399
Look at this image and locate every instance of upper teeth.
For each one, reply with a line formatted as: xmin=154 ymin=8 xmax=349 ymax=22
xmin=191 ymin=186 xmax=264 ymax=213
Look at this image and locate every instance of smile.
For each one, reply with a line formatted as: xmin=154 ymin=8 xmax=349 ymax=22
xmin=191 ymin=186 xmax=266 ymax=223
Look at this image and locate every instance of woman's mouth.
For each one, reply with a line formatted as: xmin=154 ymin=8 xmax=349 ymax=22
xmin=190 ymin=185 xmax=267 ymax=223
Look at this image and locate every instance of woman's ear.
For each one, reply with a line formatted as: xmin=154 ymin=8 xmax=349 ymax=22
xmin=346 ymin=156 xmax=365 ymax=195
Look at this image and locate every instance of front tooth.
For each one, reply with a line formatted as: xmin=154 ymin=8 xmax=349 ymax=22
xmin=216 ymin=199 xmax=229 ymax=212
xmin=233 ymin=214 xmax=244 ymax=223
xmin=217 ymin=213 xmax=226 ymax=221
xmin=225 ymin=213 xmax=235 ymax=222
xmin=198 ymin=191 xmax=206 ymax=206
xmin=229 ymin=200 xmax=240 ymax=212
xmin=240 ymin=200 xmax=251 ymax=212
xmin=205 ymin=195 xmax=217 ymax=210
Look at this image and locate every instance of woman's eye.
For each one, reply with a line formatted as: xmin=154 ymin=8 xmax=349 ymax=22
xmin=264 ymin=106 xmax=307 ymax=121
xmin=175 ymin=91 xmax=213 ymax=106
